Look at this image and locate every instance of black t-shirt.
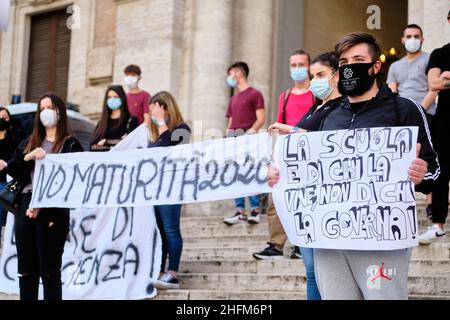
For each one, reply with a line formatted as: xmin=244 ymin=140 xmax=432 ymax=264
xmin=104 ymin=117 xmax=139 ymax=140
xmin=295 ymin=97 xmax=343 ymax=131
xmin=90 ymin=116 xmax=139 ymax=151
xmin=426 ymin=42 xmax=450 ymax=116
xmin=349 ymin=100 xmax=371 ymax=115
xmin=0 ymin=134 xmax=17 ymax=182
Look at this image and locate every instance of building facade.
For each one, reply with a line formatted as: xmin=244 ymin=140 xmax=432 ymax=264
xmin=0 ymin=0 xmax=449 ymax=132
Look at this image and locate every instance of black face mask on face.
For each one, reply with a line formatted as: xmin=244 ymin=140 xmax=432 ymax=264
xmin=0 ymin=118 xmax=10 ymax=131
xmin=338 ymin=62 xmax=378 ymax=97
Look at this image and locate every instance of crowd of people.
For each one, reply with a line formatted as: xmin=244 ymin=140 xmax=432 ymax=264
xmin=0 ymin=20 xmax=449 ymax=300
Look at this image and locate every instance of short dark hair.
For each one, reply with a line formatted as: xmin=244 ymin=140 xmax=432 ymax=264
xmin=335 ymin=32 xmax=381 ymax=62
xmin=291 ymin=49 xmax=311 ymax=65
xmin=403 ymin=24 xmax=423 ymax=37
xmin=124 ymin=64 xmax=142 ymax=76
xmin=227 ymin=61 xmax=249 ymax=78
xmin=311 ymin=52 xmax=339 ymax=73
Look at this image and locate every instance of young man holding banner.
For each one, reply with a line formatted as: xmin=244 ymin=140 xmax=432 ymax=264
xmin=269 ymin=32 xmax=439 ymax=300
xmin=315 ymin=32 xmax=439 ymax=300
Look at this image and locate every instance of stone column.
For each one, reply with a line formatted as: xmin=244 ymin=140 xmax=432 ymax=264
xmin=408 ymin=0 xmax=450 ymax=52
xmin=181 ymin=0 xmax=234 ymax=217
xmin=232 ymin=0 xmax=276 ymax=127
xmin=0 ymin=2 xmax=16 ymax=106
xmin=186 ymin=0 xmax=233 ymax=135
xmin=114 ymin=0 xmax=184 ymax=100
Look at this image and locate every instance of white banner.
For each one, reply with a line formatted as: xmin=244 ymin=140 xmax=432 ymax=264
xmin=0 ymin=125 xmax=162 ymax=299
xmin=29 ymin=131 xmax=272 ymax=209
xmin=0 ymin=0 xmax=10 ymax=32
xmin=272 ymin=127 xmax=419 ymax=251
xmin=0 ymin=208 xmax=162 ymax=299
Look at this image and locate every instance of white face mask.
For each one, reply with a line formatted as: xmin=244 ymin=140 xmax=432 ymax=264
xmin=40 ymin=108 xmax=58 ymax=128
xmin=124 ymin=76 xmax=139 ymax=88
xmin=404 ymin=38 xmax=422 ymax=54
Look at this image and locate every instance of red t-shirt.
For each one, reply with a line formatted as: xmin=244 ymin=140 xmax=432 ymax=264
xmin=127 ymin=90 xmax=151 ymax=124
xmin=226 ymin=87 xmax=265 ymax=130
xmin=276 ymin=90 xmax=314 ymax=126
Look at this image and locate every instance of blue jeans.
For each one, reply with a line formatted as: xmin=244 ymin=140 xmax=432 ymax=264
xmin=235 ymin=195 xmax=260 ymax=212
xmin=154 ymin=204 xmax=183 ymax=273
xmin=300 ymin=247 xmax=321 ymax=300
xmin=0 ymin=182 xmax=7 ymax=227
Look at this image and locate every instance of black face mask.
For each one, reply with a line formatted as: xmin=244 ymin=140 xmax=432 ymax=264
xmin=338 ymin=62 xmax=378 ymax=97
xmin=0 ymin=119 xmax=10 ymax=131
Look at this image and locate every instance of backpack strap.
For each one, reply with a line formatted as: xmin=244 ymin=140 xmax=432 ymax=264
xmin=126 ymin=117 xmax=133 ymax=133
xmin=281 ymin=88 xmax=292 ymax=124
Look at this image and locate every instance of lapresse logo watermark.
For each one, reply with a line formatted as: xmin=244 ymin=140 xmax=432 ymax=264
xmin=366 ymin=261 xmax=397 ymax=290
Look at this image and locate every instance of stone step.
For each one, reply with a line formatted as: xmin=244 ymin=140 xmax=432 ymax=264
xmin=153 ymin=290 xmax=450 ymax=301
xmin=183 ymin=233 xmax=450 ymax=248
xmin=153 ymin=289 xmax=306 ymax=300
xmin=179 ymin=259 xmax=450 ymax=276
xmin=409 ymin=293 xmax=450 ymax=300
xmin=181 ymin=243 xmax=450 ymax=261
xmin=1 ymin=290 xmax=449 ymax=301
xmin=175 ymin=273 xmax=450 ymax=295
xmin=180 ymin=217 xmax=438 ymax=238
xmin=184 ymin=235 xmax=268 ymax=247
xmin=177 ymin=273 xmax=307 ymax=292
xmin=408 ymin=275 xmax=450 ymax=296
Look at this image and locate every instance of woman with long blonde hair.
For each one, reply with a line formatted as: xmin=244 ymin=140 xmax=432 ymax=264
xmin=148 ymin=91 xmax=190 ymax=289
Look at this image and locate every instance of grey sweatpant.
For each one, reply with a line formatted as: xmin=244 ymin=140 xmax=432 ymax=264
xmin=314 ymin=248 xmax=412 ymax=300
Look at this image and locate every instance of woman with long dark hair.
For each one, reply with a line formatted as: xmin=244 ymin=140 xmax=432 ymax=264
xmin=90 ymin=85 xmax=139 ymax=151
xmin=0 ymin=106 xmax=16 ymax=229
xmin=149 ymin=91 xmax=191 ymax=290
xmin=267 ymin=52 xmax=343 ymax=300
xmin=7 ymin=93 xmax=83 ymax=300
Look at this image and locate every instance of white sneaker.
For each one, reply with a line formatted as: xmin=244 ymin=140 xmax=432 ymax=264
xmin=418 ymin=224 xmax=446 ymax=245
xmin=247 ymin=210 xmax=261 ymax=224
xmin=224 ymin=212 xmax=246 ymax=225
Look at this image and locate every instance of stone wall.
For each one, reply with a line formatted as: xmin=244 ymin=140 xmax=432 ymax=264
xmin=408 ymin=0 xmax=450 ymax=53
xmin=303 ymin=0 xmax=408 ymax=58
xmin=1 ymin=1 xmax=446 ymax=125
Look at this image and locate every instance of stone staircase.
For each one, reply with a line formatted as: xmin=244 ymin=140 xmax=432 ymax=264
xmin=0 ymin=197 xmax=448 ymax=300
xmin=154 ymin=197 xmax=450 ymax=300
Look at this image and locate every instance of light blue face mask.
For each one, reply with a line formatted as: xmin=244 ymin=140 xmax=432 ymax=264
xmin=226 ymin=75 xmax=238 ymax=88
xmin=107 ymin=97 xmax=122 ymax=110
xmin=310 ymin=74 xmax=336 ymax=99
xmin=290 ymin=67 xmax=309 ymax=82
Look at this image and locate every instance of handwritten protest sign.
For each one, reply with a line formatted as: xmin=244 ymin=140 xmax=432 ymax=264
xmin=0 ymin=125 xmax=162 ymax=299
xmin=0 ymin=208 xmax=162 ymax=299
xmin=29 ymin=131 xmax=272 ymax=209
xmin=272 ymin=127 xmax=419 ymax=251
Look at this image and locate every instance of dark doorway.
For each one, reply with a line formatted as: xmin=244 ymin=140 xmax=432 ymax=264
xmin=26 ymin=8 xmax=71 ymax=102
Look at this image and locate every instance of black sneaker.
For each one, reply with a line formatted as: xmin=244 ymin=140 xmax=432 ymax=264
xmin=290 ymin=246 xmax=302 ymax=259
xmin=253 ymin=245 xmax=283 ymax=260
xmin=426 ymin=204 xmax=433 ymax=220
xmin=155 ymin=272 xmax=180 ymax=290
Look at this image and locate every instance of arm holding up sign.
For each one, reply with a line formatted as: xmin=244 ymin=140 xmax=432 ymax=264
xmin=408 ymin=143 xmax=428 ymax=185
xmin=395 ymin=97 xmax=440 ymax=194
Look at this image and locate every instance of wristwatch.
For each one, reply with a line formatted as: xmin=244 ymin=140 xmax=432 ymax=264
xmin=157 ymin=120 xmax=166 ymax=128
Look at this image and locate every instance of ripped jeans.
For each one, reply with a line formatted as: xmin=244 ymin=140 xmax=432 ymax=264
xmin=14 ymin=193 xmax=69 ymax=300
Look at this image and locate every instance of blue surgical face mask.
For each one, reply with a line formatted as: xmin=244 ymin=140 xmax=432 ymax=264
xmin=226 ymin=75 xmax=237 ymax=88
xmin=107 ymin=97 xmax=122 ymax=110
xmin=290 ymin=67 xmax=309 ymax=82
xmin=310 ymin=74 xmax=336 ymax=99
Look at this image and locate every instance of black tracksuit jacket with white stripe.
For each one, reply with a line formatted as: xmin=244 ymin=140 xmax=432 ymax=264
xmin=321 ymin=84 xmax=440 ymax=195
